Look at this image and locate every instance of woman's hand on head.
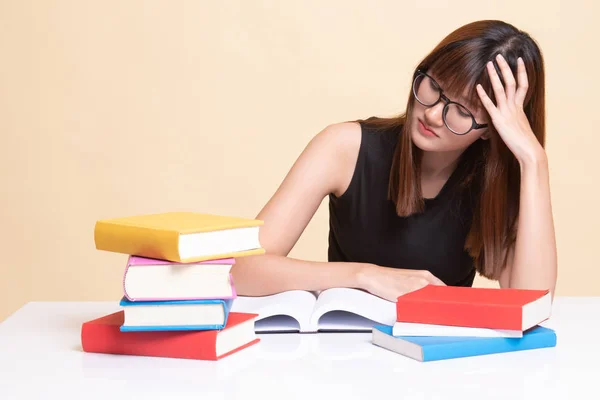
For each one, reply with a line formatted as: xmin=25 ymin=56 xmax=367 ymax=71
xmin=476 ymin=54 xmax=546 ymax=165
xmin=356 ymin=264 xmax=446 ymax=302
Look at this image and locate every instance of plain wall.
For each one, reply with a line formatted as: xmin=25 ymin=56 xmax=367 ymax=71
xmin=1 ymin=0 xmax=598 ymax=321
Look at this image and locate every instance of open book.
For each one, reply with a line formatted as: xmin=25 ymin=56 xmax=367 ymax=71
xmin=230 ymin=288 xmax=396 ymax=333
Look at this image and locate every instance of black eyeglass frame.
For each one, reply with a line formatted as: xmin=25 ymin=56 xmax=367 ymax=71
xmin=412 ymin=69 xmax=488 ymax=135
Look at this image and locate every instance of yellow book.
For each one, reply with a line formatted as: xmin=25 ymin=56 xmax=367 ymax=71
xmin=94 ymin=212 xmax=265 ymax=263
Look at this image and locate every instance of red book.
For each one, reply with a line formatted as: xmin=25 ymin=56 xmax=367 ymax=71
xmin=395 ymin=285 xmax=552 ymax=331
xmin=81 ymin=311 xmax=260 ymax=361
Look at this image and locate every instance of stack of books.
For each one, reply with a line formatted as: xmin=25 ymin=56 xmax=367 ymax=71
xmin=81 ymin=211 xmax=265 ymax=361
xmin=372 ymin=285 xmax=557 ymax=362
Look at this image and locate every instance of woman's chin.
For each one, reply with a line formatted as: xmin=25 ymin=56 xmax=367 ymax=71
xmin=410 ymin=129 xmax=444 ymax=152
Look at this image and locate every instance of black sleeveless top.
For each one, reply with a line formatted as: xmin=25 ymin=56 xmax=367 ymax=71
xmin=327 ymin=117 xmax=479 ymax=287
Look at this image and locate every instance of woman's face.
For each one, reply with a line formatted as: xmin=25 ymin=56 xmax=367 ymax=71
xmin=409 ymin=71 xmax=490 ymax=153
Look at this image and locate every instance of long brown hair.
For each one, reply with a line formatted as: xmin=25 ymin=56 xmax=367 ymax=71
xmin=359 ymin=20 xmax=546 ymax=280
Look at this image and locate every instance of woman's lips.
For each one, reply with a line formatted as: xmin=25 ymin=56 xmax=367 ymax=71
xmin=418 ymin=119 xmax=439 ymax=137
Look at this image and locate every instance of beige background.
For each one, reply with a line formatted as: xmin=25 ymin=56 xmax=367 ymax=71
xmin=1 ymin=1 xmax=597 ymax=322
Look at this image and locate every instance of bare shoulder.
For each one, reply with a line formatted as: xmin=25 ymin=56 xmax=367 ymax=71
xmin=315 ymin=120 xmax=361 ymax=142
xmin=311 ymin=121 xmax=362 ymax=198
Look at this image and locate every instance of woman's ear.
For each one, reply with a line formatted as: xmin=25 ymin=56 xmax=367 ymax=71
xmin=480 ymin=130 xmax=491 ymax=140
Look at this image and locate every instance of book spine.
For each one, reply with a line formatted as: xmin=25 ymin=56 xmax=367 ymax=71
xmin=395 ymin=299 xmax=523 ymax=330
xmin=94 ymin=221 xmax=181 ymax=262
xmin=222 ymin=298 xmax=233 ymax=327
xmin=123 ymin=260 xmax=130 ymax=300
xmin=229 ymin=273 xmax=237 ymax=298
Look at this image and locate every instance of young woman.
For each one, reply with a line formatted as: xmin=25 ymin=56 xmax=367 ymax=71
xmin=231 ymin=20 xmax=557 ymax=302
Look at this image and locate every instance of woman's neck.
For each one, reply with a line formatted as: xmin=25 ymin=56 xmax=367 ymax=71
xmin=420 ymin=148 xmax=464 ymax=179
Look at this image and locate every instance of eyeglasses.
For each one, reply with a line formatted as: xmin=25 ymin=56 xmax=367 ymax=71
xmin=412 ymin=70 xmax=488 ymax=135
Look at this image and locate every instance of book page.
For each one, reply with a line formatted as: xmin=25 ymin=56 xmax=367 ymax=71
xmin=392 ymin=321 xmax=523 ymax=338
xmin=231 ymin=290 xmax=317 ymax=332
xmin=310 ymin=288 xmax=396 ymax=331
xmin=316 ymin=310 xmax=382 ymax=331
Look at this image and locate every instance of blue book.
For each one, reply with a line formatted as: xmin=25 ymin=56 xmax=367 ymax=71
xmin=119 ymin=297 xmax=233 ymax=332
xmin=372 ymin=324 xmax=556 ymax=362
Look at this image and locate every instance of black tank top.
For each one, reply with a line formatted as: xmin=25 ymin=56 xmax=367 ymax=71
xmin=327 ymin=117 xmax=478 ymax=287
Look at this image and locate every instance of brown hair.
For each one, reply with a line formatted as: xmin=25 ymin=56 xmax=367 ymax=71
xmin=358 ymin=20 xmax=546 ymax=280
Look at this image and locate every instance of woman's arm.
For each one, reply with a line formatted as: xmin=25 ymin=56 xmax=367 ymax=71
xmin=499 ymin=154 xmax=558 ymax=294
xmin=232 ymin=121 xmax=366 ymax=295
xmin=232 ymin=122 xmax=445 ymax=300
xmin=478 ymin=54 xmax=558 ymax=294
xmin=232 ymin=254 xmax=365 ymax=296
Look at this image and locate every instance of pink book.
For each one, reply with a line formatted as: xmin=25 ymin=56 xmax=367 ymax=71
xmin=123 ymin=256 xmax=237 ymax=302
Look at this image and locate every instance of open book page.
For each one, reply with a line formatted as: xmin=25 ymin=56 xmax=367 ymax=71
xmin=309 ymin=288 xmax=397 ymax=332
xmin=231 ymin=290 xmax=317 ymax=332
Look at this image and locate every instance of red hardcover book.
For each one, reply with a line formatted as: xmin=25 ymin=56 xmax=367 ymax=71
xmin=396 ymin=285 xmax=552 ymax=331
xmin=81 ymin=311 xmax=259 ymax=360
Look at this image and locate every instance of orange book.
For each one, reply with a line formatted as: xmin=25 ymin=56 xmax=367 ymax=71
xmin=94 ymin=211 xmax=265 ymax=263
xmin=81 ymin=311 xmax=260 ymax=361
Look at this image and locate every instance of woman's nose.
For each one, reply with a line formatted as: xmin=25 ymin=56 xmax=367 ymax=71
xmin=424 ymin=102 xmax=445 ymax=127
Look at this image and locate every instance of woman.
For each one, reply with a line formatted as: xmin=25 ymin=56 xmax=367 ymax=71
xmin=231 ymin=20 xmax=557 ymax=302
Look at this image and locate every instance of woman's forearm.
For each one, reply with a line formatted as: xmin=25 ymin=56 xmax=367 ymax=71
xmin=509 ymin=153 xmax=558 ymax=293
xmin=231 ymin=254 xmax=365 ymax=296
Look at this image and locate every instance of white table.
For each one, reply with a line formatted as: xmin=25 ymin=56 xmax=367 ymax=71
xmin=0 ymin=298 xmax=598 ymax=400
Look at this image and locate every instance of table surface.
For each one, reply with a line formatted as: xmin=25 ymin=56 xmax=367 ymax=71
xmin=1 ymin=297 xmax=599 ymax=400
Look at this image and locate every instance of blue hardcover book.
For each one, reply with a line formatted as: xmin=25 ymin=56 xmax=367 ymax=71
xmin=372 ymin=324 xmax=556 ymax=362
xmin=119 ymin=297 xmax=233 ymax=332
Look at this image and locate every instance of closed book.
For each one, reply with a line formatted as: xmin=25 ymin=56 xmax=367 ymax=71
xmin=119 ymin=297 xmax=233 ymax=332
xmin=94 ymin=211 xmax=265 ymax=263
xmin=396 ymin=285 xmax=551 ymax=331
xmin=372 ymin=325 xmax=557 ymax=362
xmin=123 ymin=255 xmax=236 ymax=301
xmin=81 ymin=311 xmax=260 ymax=361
